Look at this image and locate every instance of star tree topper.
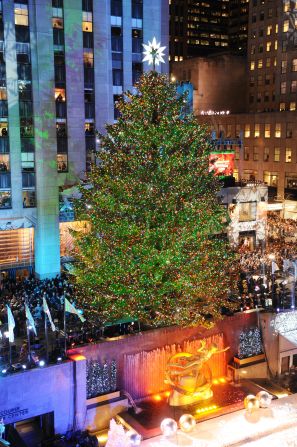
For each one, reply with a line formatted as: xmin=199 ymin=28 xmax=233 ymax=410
xmin=142 ymin=37 xmax=166 ymax=70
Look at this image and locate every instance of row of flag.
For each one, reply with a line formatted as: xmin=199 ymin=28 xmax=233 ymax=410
xmin=6 ymin=297 xmax=86 ymax=343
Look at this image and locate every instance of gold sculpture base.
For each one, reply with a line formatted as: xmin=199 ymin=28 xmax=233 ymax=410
xmin=169 ymin=387 xmax=213 ymax=407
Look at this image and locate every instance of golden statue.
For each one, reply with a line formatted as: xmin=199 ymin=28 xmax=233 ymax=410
xmin=165 ymin=340 xmax=229 ymax=406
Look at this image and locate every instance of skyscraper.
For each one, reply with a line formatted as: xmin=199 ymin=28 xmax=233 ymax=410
xmin=0 ymin=0 xmax=168 ymax=278
xmin=169 ymin=0 xmax=249 ymax=62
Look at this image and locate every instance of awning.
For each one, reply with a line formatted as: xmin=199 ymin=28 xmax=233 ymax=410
xmin=104 ymin=317 xmax=136 ymax=327
xmin=279 ymin=330 xmax=297 ymax=352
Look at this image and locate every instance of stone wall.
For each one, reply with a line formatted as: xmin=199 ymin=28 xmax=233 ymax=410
xmin=0 ymin=357 xmax=86 ymax=434
xmin=69 ymin=312 xmax=258 ymax=393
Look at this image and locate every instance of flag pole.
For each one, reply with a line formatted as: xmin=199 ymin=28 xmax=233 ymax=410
xmin=9 ymin=341 xmax=12 ymax=367
xmin=25 ymin=300 xmax=31 ymax=364
xmin=64 ymin=300 xmax=67 ymax=358
xmin=26 ymin=321 xmax=31 ymax=364
xmin=44 ymin=312 xmax=49 ymax=363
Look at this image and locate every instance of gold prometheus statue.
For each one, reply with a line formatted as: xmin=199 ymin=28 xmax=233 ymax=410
xmin=165 ymin=340 xmax=229 ymax=406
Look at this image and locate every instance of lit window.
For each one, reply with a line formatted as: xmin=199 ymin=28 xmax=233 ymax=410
xmin=22 ymin=190 xmax=35 ymax=208
xmin=52 ymin=17 xmax=63 ymax=29
xmin=276 ymin=24 xmax=278 ymax=33
xmin=283 ymin=20 xmax=289 ymax=32
xmin=82 ymin=11 xmax=93 ymax=32
xmin=0 ymin=122 xmax=8 ymax=137
xmin=0 ymin=88 xmax=7 ymax=101
xmin=274 ymin=147 xmax=280 ymax=162
xmin=290 ymin=101 xmax=296 ymax=111
xmin=254 ymin=124 xmax=260 ymax=138
xmin=281 ymin=81 xmax=286 ymax=94
xmin=266 ymin=58 xmax=271 ymax=67
xmin=57 ymin=154 xmax=68 ymax=172
xmin=14 ymin=3 xmax=29 ymax=26
xmin=286 ymin=148 xmax=292 ymax=162
xmin=85 ymin=122 xmax=94 ymax=135
xmin=280 ymin=102 xmax=286 ymax=111
xmin=265 ymin=123 xmax=271 ymax=138
xmin=250 ymin=61 xmax=255 ymax=70
xmin=275 ymin=123 xmax=281 ymax=138
xmin=284 ymin=0 xmax=290 ymax=12
xmin=0 ymin=191 xmax=11 ymax=209
xmin=274 ymin=40 xmax=278 ymax=50
xmin=267 ymin=25 xmax=272 ymax=36
xmin=292 ymin=59 xmax=297 ymax=71
xmin=258 ymin=59 xmax=263 ymax=68
xmin=55 ymin=88 xmax=66 ymax=101
xmin=244 ymin=124 xmax=250 ymax=138
xmin=83 ymin=51 xmax=94 ymax=67
xmin=291 ymin=80 xmax=297 ymax=92
xmin=266 ymin=41 xmax=271 ymax=51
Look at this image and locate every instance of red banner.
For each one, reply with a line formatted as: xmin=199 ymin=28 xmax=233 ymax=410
xmin=209 ymin=152 xmax=234 ymax=177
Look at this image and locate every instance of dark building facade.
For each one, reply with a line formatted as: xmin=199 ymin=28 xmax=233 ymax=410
xmin=169 ymin=0 xmax=249 ymax=62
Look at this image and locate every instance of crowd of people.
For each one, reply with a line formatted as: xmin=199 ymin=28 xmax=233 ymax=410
xmin=236 ymin=213 xmax=297 ymax=311
xmin=0 ymin=273 xmax=73 ymax=331
xmin=0 ymin=273 xmax=140 ymax=368
xmin=0 ymin=274 xmax=84 ymax=366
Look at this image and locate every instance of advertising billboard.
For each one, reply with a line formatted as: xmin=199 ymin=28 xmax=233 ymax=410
xmin=209 ymin=152 xmax=235 ymax=177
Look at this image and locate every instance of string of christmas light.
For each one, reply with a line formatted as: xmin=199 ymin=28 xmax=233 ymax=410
xmin=86 ymin=359 xmax=117 ymax=398
xmin=73 ymin=71 xmax=237 ymax=328
xmin=238 ymin=328 xmax=263 ymax=359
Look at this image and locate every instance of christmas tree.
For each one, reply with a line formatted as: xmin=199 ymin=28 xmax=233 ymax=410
xmin=73 ymin=71 xmax=236 ymax=327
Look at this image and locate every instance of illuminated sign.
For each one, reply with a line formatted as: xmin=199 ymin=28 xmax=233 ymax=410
xmin=209 ymin=152 xmax=234 ymax=177
xmin=201 ymin=110 xmax=230 ymax=115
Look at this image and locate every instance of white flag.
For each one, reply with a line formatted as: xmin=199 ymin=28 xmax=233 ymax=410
xmin=65 ymin=297 xmax=86 ymax=323
xmin=6 ymin=305 xmax=15 ymax=343
xmin=43 ymin=297 xmax=56 ymax=332
xmin=271 ymin=261 xmax=279 ymax=275
xmin=25 ymin=304 xmax=37 ymax=336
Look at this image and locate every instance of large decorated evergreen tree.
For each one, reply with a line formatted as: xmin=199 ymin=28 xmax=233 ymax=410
xmin=73 ymin=71 xmax=236 ymax=327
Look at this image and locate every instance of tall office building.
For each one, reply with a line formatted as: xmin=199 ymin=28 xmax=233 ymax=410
xmin=0 ymin=0 xmax=168 ymax=278
xmin=177 ymin=0 xmax=297 ymax=203
xmin=169 ymin=0 xmax=249 ymax=62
